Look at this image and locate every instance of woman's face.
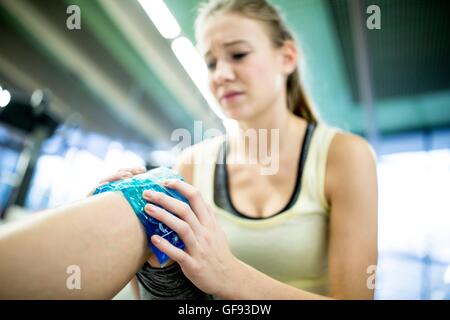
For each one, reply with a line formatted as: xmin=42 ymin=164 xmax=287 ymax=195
xmin=197 ymin=13 xmax=295 ymax=121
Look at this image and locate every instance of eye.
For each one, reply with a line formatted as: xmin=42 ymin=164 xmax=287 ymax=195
xmin=231 ymin=52 xmax=248 ymax=60
xmin=206 ymin=60 xmax=216 ymax=71
xmin=206 ymin=52 xmax=249 ymax=71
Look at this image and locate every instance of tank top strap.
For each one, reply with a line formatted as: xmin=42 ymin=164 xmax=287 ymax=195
xmin=192 ymin=124 xmax=340 ymax=213
xmin=299 ymin=123 xmax=341 ymax=212
xmin=192 ymin=135 xmax=226 ymax=204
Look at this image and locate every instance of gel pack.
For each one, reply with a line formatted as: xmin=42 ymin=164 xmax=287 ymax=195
xmin=93 ymin=166 xmax=188 ymax=266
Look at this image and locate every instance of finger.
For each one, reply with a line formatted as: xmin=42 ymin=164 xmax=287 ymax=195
xmin=143 ymin=190 xmax=202 ymax=232
xmin=100 ymin=166 xmax=145 ymax=183
xmin=151 ymin=235 xmax=191 ymax=266
xmin=161 ymin=179 xmax=211 ymax=225
xmin=125 ymin=166 xmax=147 ymax=174
xmin=144 ymin=203 xmax=198 ymax=251
xmin=93 ymin=167 xmax=146 ymax=196
xmin=115 ymin=169 xmax=136 ymax=178
xmin=98 ymin=172 xmax=131 ymax=184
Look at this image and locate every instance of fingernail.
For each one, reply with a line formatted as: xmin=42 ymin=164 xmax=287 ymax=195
xmin=152 ymin=235 xmax=161 ymax=244
xmin=143 ymin=190 xmax=153 ymax=198
xmin=145 ymin=204 xmax=154 ymax=213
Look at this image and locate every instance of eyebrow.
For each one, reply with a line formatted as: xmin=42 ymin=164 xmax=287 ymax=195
xmin=204 ymin=40 xmax=251 ymax=58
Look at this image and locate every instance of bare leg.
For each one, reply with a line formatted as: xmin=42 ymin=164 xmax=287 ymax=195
xmin=0 ymin=192 xmax=150 ymax=299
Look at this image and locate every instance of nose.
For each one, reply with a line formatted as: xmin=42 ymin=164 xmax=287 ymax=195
xmin=212 ymin=59 xmax=235 ymax=84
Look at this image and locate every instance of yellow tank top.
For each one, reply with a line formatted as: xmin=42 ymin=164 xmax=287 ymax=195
xmin=192 ymin=123 xmax=340 ymax=295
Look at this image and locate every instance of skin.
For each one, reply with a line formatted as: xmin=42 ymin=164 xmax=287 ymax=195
xmin=0 ymin=12 xmax=376 ymax=300
xmin=113 ymin=12 xmax=378 ymax=299
xmin=0 ymin=192 xmax=150 ymax=299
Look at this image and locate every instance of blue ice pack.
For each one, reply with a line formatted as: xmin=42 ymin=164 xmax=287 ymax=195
xmin=93 ymin=167 xmax=188 ymax=266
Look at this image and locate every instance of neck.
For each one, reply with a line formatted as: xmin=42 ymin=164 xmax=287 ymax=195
xmin=228 ymin=103 xmax=304 ymax=167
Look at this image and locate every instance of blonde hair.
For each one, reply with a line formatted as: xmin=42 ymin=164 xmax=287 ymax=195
xmin=195 ymin=0 xmax=319 ymax=124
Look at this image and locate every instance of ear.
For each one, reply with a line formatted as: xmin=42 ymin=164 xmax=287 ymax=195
xmin=280 ymin=40 xmax=298 ymax=75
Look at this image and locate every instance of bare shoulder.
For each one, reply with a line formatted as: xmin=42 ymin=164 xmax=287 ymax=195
xmin=173 ymin=135 xmax=226 ymax=185
xmin=328 ymin=132 xmax=376 ymax=163
xmin=325 ymin=131 xmax=377 ymax=203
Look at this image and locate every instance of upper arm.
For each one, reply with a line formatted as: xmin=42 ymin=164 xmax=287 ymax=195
xmin=325 ymin=132 xmax=378 ymax=299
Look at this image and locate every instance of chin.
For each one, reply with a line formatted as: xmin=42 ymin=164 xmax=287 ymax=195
xmin=223 ymin=108 xmax=253 ymax=122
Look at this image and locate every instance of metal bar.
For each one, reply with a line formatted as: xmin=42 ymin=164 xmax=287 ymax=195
xmin=348 ymin=0 xmax=380 ymax=150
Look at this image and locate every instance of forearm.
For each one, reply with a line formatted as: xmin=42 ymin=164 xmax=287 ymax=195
xmin=224 ymin=259 xmax=333 ymax=300
xmin=0 ymin=192 xmax=150 ymax=299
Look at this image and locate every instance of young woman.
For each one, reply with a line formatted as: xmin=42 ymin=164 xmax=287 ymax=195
xmin=0 ymin=0 xmax=377 ymax=300
xmin=121 ymin=0 xmax=378 ymax=300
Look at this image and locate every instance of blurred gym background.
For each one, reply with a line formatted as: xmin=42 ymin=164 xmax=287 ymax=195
xmin=0 ymin=0 xmax=449 ymax=299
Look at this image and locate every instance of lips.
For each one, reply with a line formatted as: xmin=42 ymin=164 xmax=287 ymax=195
xmin=220 ymin=91 xmax=243 ymax=101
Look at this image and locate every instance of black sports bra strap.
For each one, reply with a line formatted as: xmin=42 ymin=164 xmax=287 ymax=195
xmin=214 ymin=122 xmax=317 ymax=219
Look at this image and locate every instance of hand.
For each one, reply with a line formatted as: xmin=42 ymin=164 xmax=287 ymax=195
xmin=87 ymin=166 xmax=147 ymax=196
xmin=142 ymin=179 xmax=241 ymax=297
